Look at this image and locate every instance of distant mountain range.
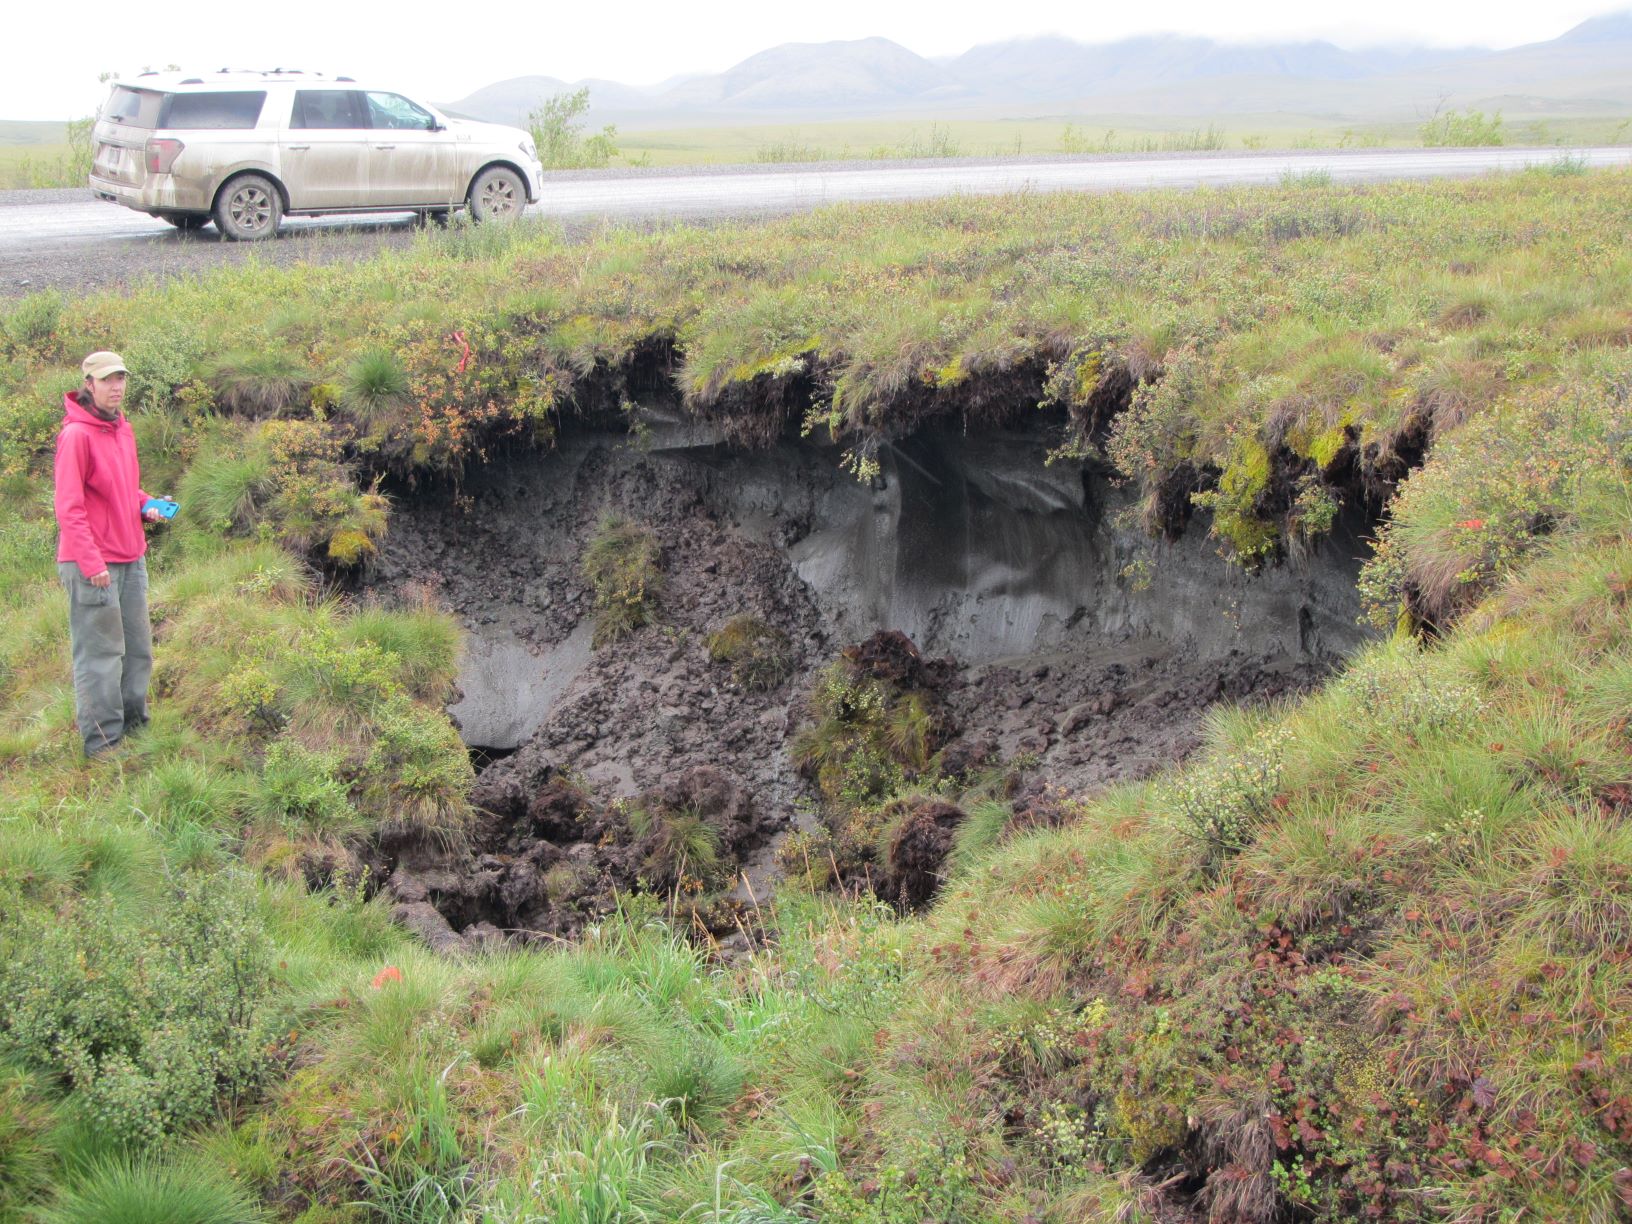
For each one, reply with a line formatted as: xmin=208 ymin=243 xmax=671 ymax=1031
xmin=446 ymin=12 xmax=1632 ymax=127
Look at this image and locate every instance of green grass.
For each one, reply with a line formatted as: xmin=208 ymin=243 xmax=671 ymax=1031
xmin=0 ymin=169 xmax=1631 ymax=1220
xmin=339 ymin=349 xmax=411 ymax=423
xmin=611 ymin=112 xmax=1632 ymax=167
xmin=0 ymin=118 xmax=92 ymax=189
xmin=35 ymin=1152 xmax=267 ymax=1223
xmin=0 ymin=144 xmax=77 ymax=189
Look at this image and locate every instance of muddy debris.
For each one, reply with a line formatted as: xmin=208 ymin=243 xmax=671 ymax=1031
xmin=881 ymin=796 xmax=968 ymax=910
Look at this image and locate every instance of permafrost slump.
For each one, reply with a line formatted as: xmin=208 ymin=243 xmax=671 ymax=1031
xmin=361 ymin=407 xmax=1374 ymax=947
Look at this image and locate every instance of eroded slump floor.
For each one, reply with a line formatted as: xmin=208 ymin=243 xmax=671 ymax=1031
xmin=358 ymin=415 xmax=1372 ymax=949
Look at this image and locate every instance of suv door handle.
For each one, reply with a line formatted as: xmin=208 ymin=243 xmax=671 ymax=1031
xmin=373 ymin=144 xmax=396 ymax=150
xmin=286 ymin=144 xmax=311 ymax=151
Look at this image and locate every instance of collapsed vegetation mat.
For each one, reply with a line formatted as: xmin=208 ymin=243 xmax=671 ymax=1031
xmin=1 ymin=169 xmax=1631 ymax=1220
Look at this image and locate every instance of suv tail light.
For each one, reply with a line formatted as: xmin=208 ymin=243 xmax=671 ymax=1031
xmin=144 ymin=138 xmax=185 ymax=174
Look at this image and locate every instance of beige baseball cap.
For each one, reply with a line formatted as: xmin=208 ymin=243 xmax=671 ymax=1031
xmin=82 ymin=351 xmax=129 ymax=380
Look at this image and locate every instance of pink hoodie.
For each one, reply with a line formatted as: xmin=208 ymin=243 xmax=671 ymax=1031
xmin=54 ymin=393 xmax=150 ymax=578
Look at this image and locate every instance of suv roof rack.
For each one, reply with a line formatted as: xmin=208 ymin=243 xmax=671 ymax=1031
xmin=204 ymin=68 xmax=335 ymax=78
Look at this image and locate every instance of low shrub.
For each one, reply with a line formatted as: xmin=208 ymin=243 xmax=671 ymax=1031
xmin=1161 ymin=723 xmax=1291 ymax=872
xmin=1420 ymin=108 xmax=1504 ymax=147
xmin=0 ymin=872 xmax=275 ymax=1148
xmin=247 ymin=738 xmax=358 ymax=836
xmin=528 ymin=87 xmax=622 ymax=170
xmin=121 ymin=320 xmax=211 ymax=416
xmin=262 ymin=419 xmax=390 ymax=561
xmin=340 ymin=602 xmax=463 ymax=701
xmin=0 ymin=367 xmax=80 ymax=477
xmin=1359 ymin=378 xmax=1632 ymax=629
xmin=0 ymin=290 xmax=65 ymax=362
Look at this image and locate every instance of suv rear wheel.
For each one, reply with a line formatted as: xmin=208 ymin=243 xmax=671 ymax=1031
xmin=468 ymin=166 xmax=523 ymax=223
xmin=214 ymin=174 xmax=282 ymax=241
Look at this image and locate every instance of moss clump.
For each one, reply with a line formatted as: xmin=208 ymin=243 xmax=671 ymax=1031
xmin=926 ymin=354 xmax=966 ymax=387
xmin=1306 ymin=424 xmax=1349 ymax=470
xmin=325 ymin=529 xmax=375 ymax=566
xmin=1192 ymin=435 xmax=1280 ymax=565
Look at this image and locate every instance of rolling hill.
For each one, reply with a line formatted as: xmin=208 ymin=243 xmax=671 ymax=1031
xmin=445 ymin=13 xmax=1632 ymax=128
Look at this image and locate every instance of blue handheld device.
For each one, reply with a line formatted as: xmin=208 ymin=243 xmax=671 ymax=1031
xmin=142 ymin=498 xmax=179 ymax=520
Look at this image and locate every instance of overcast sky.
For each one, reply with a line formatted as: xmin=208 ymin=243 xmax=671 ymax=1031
xmin=3 ymin=0 xmax=1618 ymax=120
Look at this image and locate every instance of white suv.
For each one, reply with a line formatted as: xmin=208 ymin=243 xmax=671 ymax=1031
xmin=89 ymin=69 xmax=545 ymax=239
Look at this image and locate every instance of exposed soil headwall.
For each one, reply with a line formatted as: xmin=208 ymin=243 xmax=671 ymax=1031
xmin=362 ymin=408 xmax=1373 ymax=947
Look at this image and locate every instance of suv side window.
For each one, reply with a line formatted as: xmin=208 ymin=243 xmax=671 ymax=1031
xmin=159 ymin=91 xmax=267 ymax=129
xmin=291 ymin=90 xmax=365 ymax=130
xmin=365 ymin=92 xmax=436 ymax=131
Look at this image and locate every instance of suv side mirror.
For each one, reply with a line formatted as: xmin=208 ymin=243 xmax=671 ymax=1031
xmin=427 ymin=118 xmax=443 ymax=131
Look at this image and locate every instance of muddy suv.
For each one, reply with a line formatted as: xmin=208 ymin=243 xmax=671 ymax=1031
xmin=89 ymin=70 xmax=545 ymax=239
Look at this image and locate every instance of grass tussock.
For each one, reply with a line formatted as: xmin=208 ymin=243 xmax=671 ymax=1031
xmin=707 ymin=613 xmax=795 ymax=691
xmin=581 ymin=515 xmax=662 ymax=647
xmin=200 ymin=348 xmax=316 ymax=418
xmin=34 ymin=1152 xmax=267 ymax=1224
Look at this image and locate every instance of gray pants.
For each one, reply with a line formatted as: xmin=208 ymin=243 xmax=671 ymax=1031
xmin=58 ymin=558 xmax=152 ymax=756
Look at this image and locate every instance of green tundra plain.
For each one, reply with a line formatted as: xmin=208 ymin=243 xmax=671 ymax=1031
xmin=1 ymin=168 xmax=1631 ymax=1221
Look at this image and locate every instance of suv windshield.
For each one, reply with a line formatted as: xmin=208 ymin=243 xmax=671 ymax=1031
xmin=100 ymin=86 xmax=165 ymax=129
xmin=366 ymin=92 xmax=436 ymax=131
xmin=159 ymin=91 xmax=267 ymax=129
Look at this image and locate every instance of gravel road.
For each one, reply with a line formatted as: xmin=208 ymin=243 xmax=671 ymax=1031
xmin=4 ymin=146 xmax=1628 ymax=300
xmin=0 ymin=191 xmax=429 ymax=298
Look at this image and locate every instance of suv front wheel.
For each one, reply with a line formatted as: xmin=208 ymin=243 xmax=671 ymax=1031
xmin=468 ymin=166 xmax=524 ymax=223
xmin=214 ymin=174 xmax=283 ymax=241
